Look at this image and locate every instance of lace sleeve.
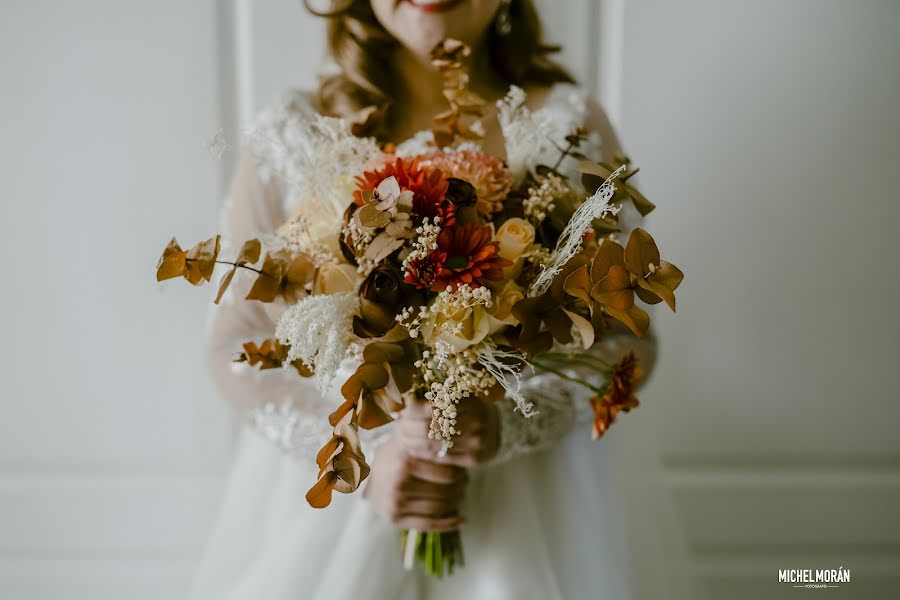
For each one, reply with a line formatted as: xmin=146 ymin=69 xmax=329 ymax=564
xmin=492 ymin=324 xmax=658 ymax=464
xmin=491 ymin=374 xmax=577 ymax=463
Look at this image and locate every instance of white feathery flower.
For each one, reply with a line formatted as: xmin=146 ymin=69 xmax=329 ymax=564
xmin=497 ymin=86 xmax=557 ymax=181
xmin=474 ymin=340 xmax=535 ymax=417
xmin=528 ymin=166 xmax=625 ymax=298
xmin=275 ymin=292 xmax=359 ymax=394
xmin=250 ymin=108 xmax=380 ymax=224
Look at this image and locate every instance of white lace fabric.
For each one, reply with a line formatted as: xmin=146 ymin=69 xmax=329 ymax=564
xmin=207 ymin=84 xmax=654 ymax=466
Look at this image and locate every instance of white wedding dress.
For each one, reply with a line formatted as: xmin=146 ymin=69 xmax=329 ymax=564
xmin=188 ymin=84 xmax=694 ymax=600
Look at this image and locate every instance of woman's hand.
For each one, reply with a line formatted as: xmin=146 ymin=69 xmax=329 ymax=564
xmin=364 ymin=436 xmax=468 ymax=532
xmin=396 ymin=395 xmax=501 ymax=468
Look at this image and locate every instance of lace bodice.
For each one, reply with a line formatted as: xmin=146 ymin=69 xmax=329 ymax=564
xmin=207 ymin=84 xmax=653 ymax=466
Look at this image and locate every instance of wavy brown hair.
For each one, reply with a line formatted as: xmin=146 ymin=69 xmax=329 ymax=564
xmin=303 ymin=0 xmax=574 ymax=136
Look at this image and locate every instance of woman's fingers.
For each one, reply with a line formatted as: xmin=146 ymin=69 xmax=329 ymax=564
xmin=394 ymin=514 xmax=466 ymax=532
xmin=404 ymin=456 xmax=467 ymax=485
xmin=400 ymin=498 xmax=460 ymax=516
xmin=401 ymin=478 xmax=466 ymax=502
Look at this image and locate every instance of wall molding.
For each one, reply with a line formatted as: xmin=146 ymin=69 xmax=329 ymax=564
xmin=594 ymin=0 xmax=626 ymax=129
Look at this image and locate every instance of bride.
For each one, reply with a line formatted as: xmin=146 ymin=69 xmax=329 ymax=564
xmin=190 ymin=1 xmax=691 ymax=598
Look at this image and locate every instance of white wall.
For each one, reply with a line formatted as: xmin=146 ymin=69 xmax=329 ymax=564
xmin=0 ymin=1 xmax=232 ymax=598
xmin=622 ymin=1 xmax=900 ymax=597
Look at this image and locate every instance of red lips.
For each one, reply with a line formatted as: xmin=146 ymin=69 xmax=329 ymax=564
xmin=402 ymin=0 xmax=465 ymax=13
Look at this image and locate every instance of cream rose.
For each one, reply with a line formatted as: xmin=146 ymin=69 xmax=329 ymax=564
xmin=485 ymin=280 xmax=525 ymax=333
xmin=496 ymin=218 xmax=535 ymax=260
xmin=313 ymin=263 xmax=361 ymax=295
xmin=495 ymin=218 xmax=535 ymax=280
xmin=422 ymin=306 xmax=491 ymax=353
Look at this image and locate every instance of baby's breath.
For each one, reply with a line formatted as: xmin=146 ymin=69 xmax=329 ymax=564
xmin=415 ymin=344 xmax=496 ymax=449
xmin=401 ymin=217 xmax=441 ymax=273
xmin=278 ymin=215 xmax=337 ymax=267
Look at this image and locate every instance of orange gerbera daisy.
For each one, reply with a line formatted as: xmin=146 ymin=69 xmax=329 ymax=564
xmin=354 ymin=157 xmax=454 ymax=225
xmin=431 ymin=222 xmax=511 ymax=292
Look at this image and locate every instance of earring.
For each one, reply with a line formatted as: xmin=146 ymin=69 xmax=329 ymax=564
xmin=495 ymin=0 xmax=512 ymax=36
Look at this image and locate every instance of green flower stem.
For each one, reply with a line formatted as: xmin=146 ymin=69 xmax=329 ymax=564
xmin=540 ymin=351 xmax=612 ymax=370
xmin=538 ymin=355 xmax=608 ymax=373
xmin=402 ymin=529 xmax=463 ymax=578
xmin=532 ymin=360 xmax=609 ymax=395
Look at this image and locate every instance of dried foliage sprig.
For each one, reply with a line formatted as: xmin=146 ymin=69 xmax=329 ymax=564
xmin=234 ymin=338 xmax=313 ymax=377
xmin=551 ymin=127 xmax=590 ymax=172
xmin=563 ymin=229 xmax=683 ymax=338
xmin=430 ymin=39 xmax=487 ymax=147
xmin=306 ymin=341 xmax=419 ymax=507
xmin=156 ymin=236 xmax=316 ymax=305
xmin=578 ymin=155 xmax=656 ymax=216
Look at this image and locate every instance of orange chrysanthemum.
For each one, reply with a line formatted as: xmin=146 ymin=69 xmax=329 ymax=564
xmin=431 ymin=222 xmax=511 ymax=292
xmin=590 ymin=351 xmax=642 ymax=439
xmin=354 ymin=157 xmax=454 ymax=225
xmin=416 ymin=150 xmax=512 ymax=218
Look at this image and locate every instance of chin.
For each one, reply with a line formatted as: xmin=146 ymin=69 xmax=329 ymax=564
xmin=384 ymin=0 xmax=483 ymax=57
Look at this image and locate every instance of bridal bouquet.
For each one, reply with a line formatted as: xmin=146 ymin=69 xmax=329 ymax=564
xmin=156 ymin=40 xmax=682 ymax=577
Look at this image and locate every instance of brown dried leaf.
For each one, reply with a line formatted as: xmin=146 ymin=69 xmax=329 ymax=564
xmin=635 ymin=285 xmax=663 ymax=305
xmin=214 ymin=268 xmax=237 ymax=304
xmin=357 ymin=203 xmax=392 ymax=229
xmin=364 ymin=232 xmax=405 ymax=263
xmin=156 ymin=238 xmax=187 ymax=281
xmin=563 ymin=264 xmax=592 ymax=304
xmin=578 ymin=159 xmax=656 ymax=216
xmin=605 ymin=303 xmax=650 ymax=338
xmin=429 ymin=38 xmax=470 ymax=68
xmin=625 ymin=229 xmax=683 ymax=311
xmin=235 ymin=239 xmax=261 ymax=265
xmin=562 ymin=307 xmax=595 ymax=349
xmin=624 ymin=228 xmax=661 ymax=277
xmin=183 ymin=260 xmax=204 ymax=285
xmin=245 ymin=253 xmax=286 ymax=302
xmin=639 ymin=260 xmax=684 ymax=311
xmin=185 ymin=235 xmax=221 ymax=283
xmin=591 ymin=265 xmax=635 ymax=311
xmin=280 ymin=252 xmax=316 ymax=304
xmin=591 ymin=238 xmax=626 ymax=281
xmin=214 ymin=239 xmax=260 ymax=303
xmin=305 ymin=470 xmax=337 ymax=509
xmin=306 ymin=420 xmax=371 ymax=507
